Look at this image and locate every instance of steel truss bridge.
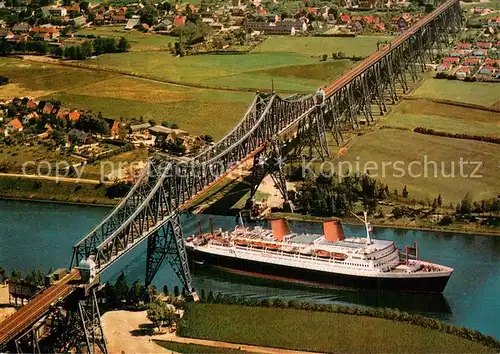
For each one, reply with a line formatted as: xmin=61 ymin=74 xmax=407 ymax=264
xmin=2 ymin=0 xmax=461 ymax=352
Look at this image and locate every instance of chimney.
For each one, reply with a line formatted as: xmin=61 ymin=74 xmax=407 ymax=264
xmin=323 ymin=220 xmax=345 ymax=242
xmin=270 ymin=219 xmax=290 ymax=241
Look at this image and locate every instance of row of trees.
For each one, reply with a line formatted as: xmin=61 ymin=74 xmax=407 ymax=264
xmin=53 ymin=37 xmax=130 ymax=60
xmin=456 ymin=194 xmax=500 ymax=216
xmin=0 ymin=266 xmax=48 ymax=287
xmin=183 ymin=290 xmax=500 ymax=351
xmin=293 ymin=173 xmax=391 ymax=216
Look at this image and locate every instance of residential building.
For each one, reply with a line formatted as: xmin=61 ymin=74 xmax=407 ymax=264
xmin=455 ymin=66 xmax=471 ymax=79
xmin=12 ymin=22 xmax=30 ymax=33
xmin=49 ymin=7 xmax=68 ymax=17
xmin=129 ymin=122 xmax=151 ymax=134
xmin=455 ymin=42 xmax=472 ymax=50
xmin=7 ymin=118 xmax=23 ymax=133
xmin=443 ymin=56 xmax=459 ymax=65
xmin=437 ymin=62 xmax=452 ymax=72
xmin=68 ymin=110 xmax=81 ymax=121
xmin=125 ymin=17 xmax=140 ymax=30
xmin=471 ymin=48 xmax=487 ymax=57
xmin=105 ymin=118 xmax=120 ymax=137
xmin=462 ymin=58 xmax=480 ymax=66
xmin=479 ymin=65 xmax=496 ymax=75
xmin=30 ymin=27 xmax=60 ymax=40
xmin=475 ymin=42 xmax=492 ymax=49
xmin=173 ymin=16 xmax=186 ymax=27
xmin=71 ymin=16 xmax=86 ymax=27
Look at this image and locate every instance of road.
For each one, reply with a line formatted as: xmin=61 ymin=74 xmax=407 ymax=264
xmin=0 ymin=270 xmax=80 ymax=346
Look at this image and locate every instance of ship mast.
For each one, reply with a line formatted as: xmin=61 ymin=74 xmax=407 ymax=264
xmin=350 ymin=211 xmax=372 ymax=245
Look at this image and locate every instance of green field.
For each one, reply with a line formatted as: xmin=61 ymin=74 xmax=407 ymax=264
xmin=75 ymin=26 xmax=176 ymax=51
xmin=252 ymin=35 xmax=394 ymax=57
xmin=411 ymin=79 xmax=500 ymax=107
xmin=383 ymin=100 xmax=500 ymax=138
xmin=334 ymin=129 xmax=499 ymax=203
xmin=0 ymin=176 xmax=114 ymax=205
xmin=0 ymin=58 xmax=253 ymax=139
xmin=178 ymin=304 xmax=493 ymax=353
xmin=153 ymin=341 xmax=250 ymax=354
xmin=83 ymin=51 xmax=350 ymax=92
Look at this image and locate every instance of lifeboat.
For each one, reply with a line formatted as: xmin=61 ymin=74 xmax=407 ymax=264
xmin=250 ymin=241 xmax=264 ymax=248
xmin=280 ymin=245 xmax=297 ymax=253
xmin=263 ymin=242 xmax=279 ymax=250
xmin=234 ymin=239 xmax=248 ymax=246
xmin=186 ymin=236 xmax=194 ymax=242
xmin=333 ymin=253 xmax=347 ymax=261
xmin=315 ymin=249 xmax=332 ymax=258
xmin=298 ymin=247 xmax=313 ymax=255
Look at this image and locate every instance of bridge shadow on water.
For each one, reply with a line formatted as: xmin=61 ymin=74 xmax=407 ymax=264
xmin=194 ymin=174 xmax=257 ymax=216
xmin=191 ymin=266 xmax=453 ymax=319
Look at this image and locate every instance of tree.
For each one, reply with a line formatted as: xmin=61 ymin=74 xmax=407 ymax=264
xmin=146 ymin=284 xmax=158 ymax=303
xmin=80 ymin=1 xmax=90 ymax=11
xmin=163 ymin=284 xmax=169 ymax=296
xmin=147 ymin=300 xmax=176 ymax=332
xmin=118 ymin=37 xmax=130 ymax=52
xmin=114 ymin=272 xmax=129 ymax=305
xmin=127 ymin=281 xmax=145 ymax=307
xmin=437 ymin=194 xmax=442 ymax=208
xmin=402 ymin=185 xmax=409 ymax=199
xmin=458 ymin=192 xmax=473 ymax=214
xmin=321 ymin=54 xmax=328 ymax=61
xmin=140 ymin=4 xmax=159 ymax=26
xmin=173 ymin=285 xmax=180 ymax=297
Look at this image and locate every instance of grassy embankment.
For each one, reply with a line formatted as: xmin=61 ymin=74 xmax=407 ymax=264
xmin=0 ymin=175 xmax=115 ymax=205
xmin=178 ymin=303 xmax=494 ymax=353
xmin=153 ymin=341 xmax=250 ymax=354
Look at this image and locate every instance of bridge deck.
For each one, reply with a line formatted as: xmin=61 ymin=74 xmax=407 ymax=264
xmin=0 ymin=269 xmax=81 ymax=346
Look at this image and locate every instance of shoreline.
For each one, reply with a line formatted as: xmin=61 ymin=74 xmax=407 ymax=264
xmin=1 ymin=196 xmax=498 ymax=237
xmin=0 ymin=195 xmax=115 ymax=208
xmin=269 ymin=212 xmax=500 ymax=237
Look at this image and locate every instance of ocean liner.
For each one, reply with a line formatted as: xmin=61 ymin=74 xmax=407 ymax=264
xmin=185 ymin=216 xmax=453 ymax=293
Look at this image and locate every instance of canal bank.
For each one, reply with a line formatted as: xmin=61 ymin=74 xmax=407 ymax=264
xmin=0 ymin=199 xmax=499 ymax=339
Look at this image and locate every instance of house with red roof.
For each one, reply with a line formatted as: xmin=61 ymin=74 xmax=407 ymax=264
xmin=373 ymin=22 xmax=385 ymax=32
xmin=30 ymin=27 xmax=60 ymax=40
xmin=475 ymin=42 xmax=492 ymax=49
xmin=338 ymin=14 xmax=351 ymax=24
xmin=257 ymin=8 xmax=267 ymax=15
xmin=485 ymin=59 xmax=499 ymax=67
xmin=42 ymin=102 xmax=53 ymax=115
xmin=306 ymin=7 xmax=319 ymax=14
xmin=7 ymin=118 xmax=23 ymax=133
xmin=479 ymin=65 xmax=496 ymax=75
xmin=471 ymin=48 xmax=487 ymax=57
xmin=68 ymin=110 xmax=81 ymax=121
xmin=26 ymin=99 xmax=38 ymax=110
xmin=173 ymin=16 xmax=186 ymax=27
xmin=455 ymin=66 xmax=471 ymax=79
xmin=455 ymin=42 xmax=472 ymax=50
xmin=487 ymin=17 xmax=500 ymax=28
xmin=443 ymin=57 xmax=459 ymax=64
xmin=437 ymin=62 xmax=452 ymax=72
xmin=462 ymin=58 xmax=480 ymax=66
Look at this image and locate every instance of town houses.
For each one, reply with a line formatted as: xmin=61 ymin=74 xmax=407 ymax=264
xmin=436 ymin=40 xmax=500 ymax=80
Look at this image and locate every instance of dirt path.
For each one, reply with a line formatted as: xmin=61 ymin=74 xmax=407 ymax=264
xmin=102 ymin=310 xmax=319 ymax=354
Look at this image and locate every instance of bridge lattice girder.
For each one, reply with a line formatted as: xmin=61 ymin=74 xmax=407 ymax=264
xmin=71 ymin=0 xmax=462 ymax=291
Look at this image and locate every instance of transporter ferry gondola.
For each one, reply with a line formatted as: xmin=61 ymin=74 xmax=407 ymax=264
xmin=185 ymin=215 xmax=453 ymax=293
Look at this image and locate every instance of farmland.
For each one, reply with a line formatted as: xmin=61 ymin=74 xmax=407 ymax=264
xmin=334 ymin=129 xmax=499 ymax=204
xmin=82 ymin=51 xmax=352 ymax=92
xmin=178 ymin=303 xmax=493 ymax=353
xmin=252 ymin=35 xmax=394 ymax=57
xmin=75 ymin=25 xmax=176 ymax=51
xmin=0 ymin=58 xmax=253 ymax=139
xmin=382 ymin=100 xmax=500 ymax=138
xmin=411 ymin=79 xmax=500 ymax=107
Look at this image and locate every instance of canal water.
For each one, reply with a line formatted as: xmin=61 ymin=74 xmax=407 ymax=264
xmin=0 ymin=199 xmax=499 ymax=339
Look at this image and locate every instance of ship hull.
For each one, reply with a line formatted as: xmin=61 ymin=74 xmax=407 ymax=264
xmin=187 ymin=249 xmax=451 ymax=293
